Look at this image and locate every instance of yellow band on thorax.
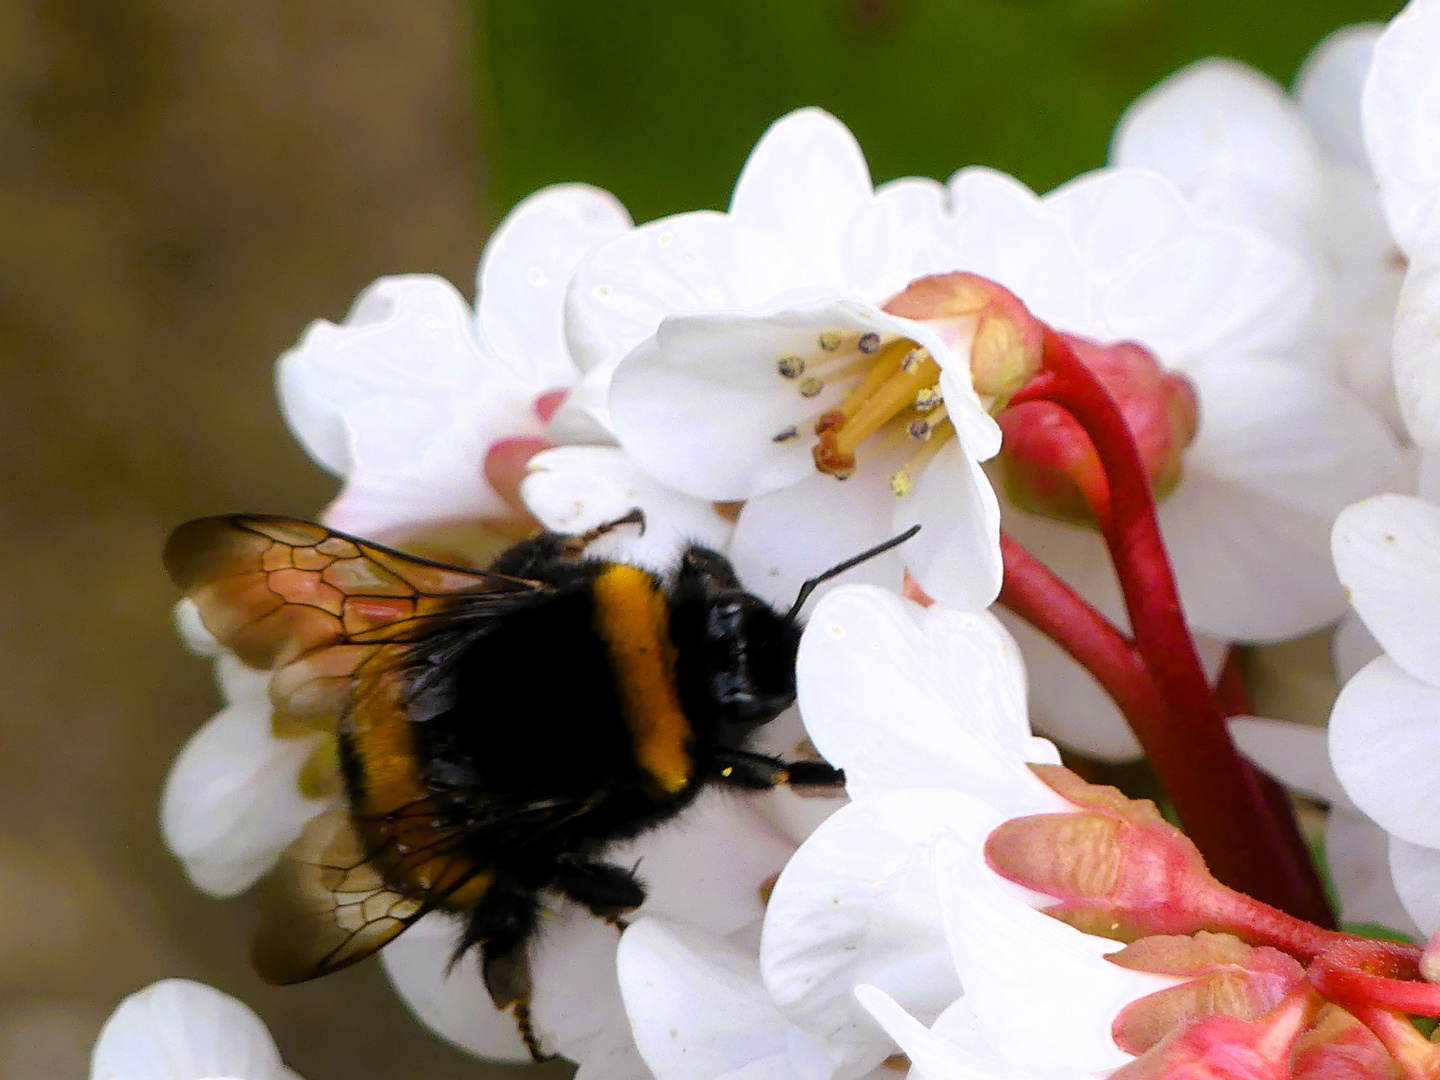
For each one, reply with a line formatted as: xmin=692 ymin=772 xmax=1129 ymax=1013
xmin=591 ymin=565 xmax=692 ymax=797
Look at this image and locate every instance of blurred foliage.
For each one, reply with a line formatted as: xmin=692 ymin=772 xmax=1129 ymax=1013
xmin=479 ymin=0 xmax=1404 ymax=223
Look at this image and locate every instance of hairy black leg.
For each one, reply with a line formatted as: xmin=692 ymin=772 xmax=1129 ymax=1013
xmin=553 ymin=857 xmax=647 ymax=923
xmin=463 ymin=883 xmax=549 ymax=1062
xmin=710 ymin=748 xmax=846 ymax=790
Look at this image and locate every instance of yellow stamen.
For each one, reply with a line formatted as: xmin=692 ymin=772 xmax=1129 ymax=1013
xmin=888 ymin=418 xmax=955 ymax=497
xmin=829 ymin=349 xmax=942 ymax=459
xmin=907 ymin=403 xmax=949 ymax=441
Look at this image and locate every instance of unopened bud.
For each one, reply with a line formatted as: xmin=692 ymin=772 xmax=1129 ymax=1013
xmin=1109 ymin=933 xmax=1305 ymax=1055
xmin=985 ymin=765 xmax=1225 ymax=942
xmin=995 ymin=335 xmax=1198 ymax=526
xmin=1109 ymin=986 xmax=1317 ymax=1080
xmin=881 ymin=272 xmax=1043 ymax=402
xmin=1289 ymin=1005 xmax=1401 ymax=1079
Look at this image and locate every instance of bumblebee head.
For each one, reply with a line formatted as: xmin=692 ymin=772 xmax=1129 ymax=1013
xmin=704 ymin=592 xmax=803 ymax=728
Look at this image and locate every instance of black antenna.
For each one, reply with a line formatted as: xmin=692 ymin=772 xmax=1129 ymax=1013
xmin=786 ymin=524 xmax=921 ymax=621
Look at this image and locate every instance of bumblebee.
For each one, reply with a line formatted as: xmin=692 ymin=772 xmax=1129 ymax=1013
xmin=164 ymin=511 xmax=915 ymax=1058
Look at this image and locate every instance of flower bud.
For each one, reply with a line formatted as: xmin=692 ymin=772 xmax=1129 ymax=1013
xmin=995 ymin=335 xmax=1198 ymax=525
xmin=1289 ymin=1005 xmax=1401 ymax=1079
xmin=881 ymin=271 xmax=1043 ymax=403
xmin=1108 ymin=986 xmax=1316 ymax=1080
xmin=1109 ymin=932 xmax=1305 ymax=1055
xmin=984 ymin=765 xmax=1225 ymax=942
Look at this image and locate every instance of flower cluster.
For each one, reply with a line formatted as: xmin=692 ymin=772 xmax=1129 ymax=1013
xmin=94 ymin=1 xmax=1440 ymax=1078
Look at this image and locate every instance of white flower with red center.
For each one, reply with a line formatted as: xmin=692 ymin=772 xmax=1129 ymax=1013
xmin=557 ymin=107 xmax=1017 ymax=616
xmin=91 ymin=980 xmax=303 ymax=1080
xmin=971 ymin=165 xmax=1403 ymax=761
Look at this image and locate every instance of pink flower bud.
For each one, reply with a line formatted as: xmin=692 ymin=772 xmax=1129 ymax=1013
xmin=1289 ymin=1005 xmax=1401 ymax=1080
xmin=1109 ymin=933 xmax=1305 ymax=1055
xmin=1109 ymin=986 xmax=1316 ymax=1080
xmin=985 ymin=765 xmax=1226 ymax=941
xmin=995 ymin=335 xmax=1198 ymax=525
xmin=881 ymin=271 xmax=1044 ymax=402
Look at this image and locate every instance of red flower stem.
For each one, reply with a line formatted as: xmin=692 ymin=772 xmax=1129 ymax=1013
xmin=1215 ymin=648 xmax=1327 ymax=899
xmin=1310 ymin=940 xmax=1440 ymax=1016
xmin=999 ymin=533 xmax=1165 ymax=732
xmin=1015 ymin=328 xmax=1332 ymax=925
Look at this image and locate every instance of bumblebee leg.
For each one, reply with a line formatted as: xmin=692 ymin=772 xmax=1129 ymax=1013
xmin=553 ymin=857 xmax=646 ymax=923
xmin=712 ymin=748 xmax=846 ymax=791
xmin=558 ymin=507 xmax=646 ymax=556
xmin=466 ymin=889 xmax=550 ymax=1063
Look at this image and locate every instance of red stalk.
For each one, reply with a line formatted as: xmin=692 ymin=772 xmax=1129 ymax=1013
xmin=1005 ymin=329 xmax=1332 ymax=924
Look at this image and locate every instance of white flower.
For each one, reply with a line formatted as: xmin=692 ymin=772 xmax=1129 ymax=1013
xmin=562 ymin=108 xmax=1008 ymax=614
xmin=1113 ymin=34 xmax=1408 ymax=437
xmin=975 ymin=165 xmax=1402 ymax=759
xmin=1329 ymin=492 xmax=1440 ymax=936
xmin=1227 ymin=714 xmax=1417 ymax=936
xmin=279 ymin=183 xmax=631 ymax=539
xmin=161 ymin=601 xmax=338 ymax=897
xmin=91 ymin=980 xmax=302 ymax=1080
xmin=380 ymin=788 xmax=797 ymax=1077
xmin=1364 ymin=0 xmax=1440 ymax=455
xmin=743 ymin=585 xmax=1170 ymax=1078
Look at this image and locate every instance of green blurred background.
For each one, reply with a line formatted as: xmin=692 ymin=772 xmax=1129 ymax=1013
xmin=0 ymin=1 xmax=1403 ymax=1078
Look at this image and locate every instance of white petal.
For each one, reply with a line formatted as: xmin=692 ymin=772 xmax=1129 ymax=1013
xmin=1112 ymin=59 xmax=1322 ymax=247
xmin=1227 ymin=715 xmax=1354 ymax=808
xmin=845 ymin=178 xmax=957 ymax=301
xmin=931 ymin=832 xmax=1166 ymax=1074
xmin=1185 ymin=353 xmax=1403 ymax=519
xmin=795 ymin=586 xmax=1063 ymax=812
xmin=91 ymin=980 xmax=291 ymax=1080
xmin=173 ymin=599 xmax=220 ymax=658
xmin=1389 ymin=833 xmax=1440 ymax=936
xmin=276 ymin=275 xmax=541 ymax=538
xmin=520 ymin=445 xmax=733 ymax=572
xmin=609 ymin=300 xmax=936 ymax=502
xmin=946 ymin=169 xmax=1092 ymax=332
xmin=160 ymin=699 xmax=333 ymax=898
xmin=1330 ymin=655 xmax=1440 ymax=848
xmin=761 ymin=791 xmax=987 ymax=1077
xmin=565 ymin=212 xmax=810 ymax=379
xmin=477 ymin=184 xmax=633 ymax=388
xmin=528 ymin=908 xmax=648 ymax=1080
xmin=1044 ymin=168 xmax=1318 ymax=363
xmin=607 ymin=787 xmax=795 ymax=936
xmin=1156 ymin=474 xmax=1344 ymax=643
xmin=619 ymin=918 xmax=832 ymax=1080
xmin=378 ymin=913 xmax=532 ymax=1063
xmin=1333 ymin=608 xmax=1384 ymax=685
xmin=1326 ymin=809 xmax=1419 ymax=935
xmin=1394 ymin=214 xmax=1440 ymax=447
xmin=727 ymin=453 xmax=908 ymax=613
xmin=729 ymin=108 xmax=875 ymax=290
xmin=1295 ymin=24 xmax=1384 ymax=168
xmin=1333 ymin=493 xmax=1440 ymax=684
xmin=994 ymin=610 xmax=1143 ymax=763
xmin=1362 ymin=0 xmax=1440 ymax=254
xmin=897 ymin=439 xmax=1003 ymax=614
xmin=855 ymin=988 xmax=1069 ymax=1080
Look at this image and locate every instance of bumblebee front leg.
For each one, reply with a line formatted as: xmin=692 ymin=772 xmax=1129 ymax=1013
xmin=711 ymin=749 xmax=845 ymax=791
xmin=559 ymin=507 xmax=646 ymax=556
